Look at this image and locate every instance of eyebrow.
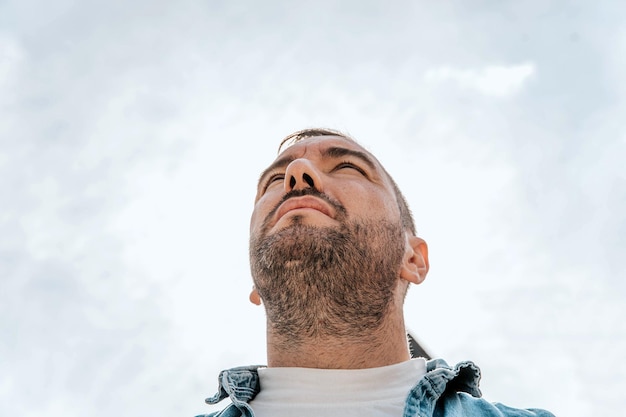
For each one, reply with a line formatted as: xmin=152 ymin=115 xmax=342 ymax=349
xmin=322 ymin=147 xmax=377 ymax=171
xmin=257 ymin=146 xmax=377 ymax=187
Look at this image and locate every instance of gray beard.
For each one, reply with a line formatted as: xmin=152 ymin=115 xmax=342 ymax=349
xmin=249 ymin=218 xmax=405 ymax=343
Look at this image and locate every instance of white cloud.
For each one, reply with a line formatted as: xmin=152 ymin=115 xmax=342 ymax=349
xmin=424 ymin=63 xmax=536 ymax=97
xmin=0 ymin=34 xmax=24 ymax=87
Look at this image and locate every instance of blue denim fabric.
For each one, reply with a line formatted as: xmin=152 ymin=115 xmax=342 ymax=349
xmin=197 ymin=359 xmax=554 ymax=417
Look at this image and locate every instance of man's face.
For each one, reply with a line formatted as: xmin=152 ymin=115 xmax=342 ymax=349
xmin=249 ymin=135 xmax=410 ymax=340
xmin=250 ymin=135 xmax=402 ymax=239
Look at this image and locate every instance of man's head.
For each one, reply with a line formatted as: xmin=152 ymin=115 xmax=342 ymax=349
xmin=248 ymin=129 xmax=428 ymax=344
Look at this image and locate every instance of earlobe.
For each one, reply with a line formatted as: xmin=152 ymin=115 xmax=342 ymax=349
xmin=399 ymin=235 xmax=429 ymax=285
xmin=249 ymin=286 xmax=262 ymax=305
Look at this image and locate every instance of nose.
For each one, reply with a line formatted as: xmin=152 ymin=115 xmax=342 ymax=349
xmin=284 ymin=159 xmax=323 ymax=192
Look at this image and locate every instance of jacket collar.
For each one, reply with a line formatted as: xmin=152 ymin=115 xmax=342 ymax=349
xmin=205 ymin=359 xmax=482 ymax=410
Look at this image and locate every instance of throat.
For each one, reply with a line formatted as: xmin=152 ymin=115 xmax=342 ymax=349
xmin=267 ymin=318 xmax=411 ymax=369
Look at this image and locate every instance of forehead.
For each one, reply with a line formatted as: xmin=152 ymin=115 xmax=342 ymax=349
xmin=275 ymin=135 xmax=378 ymax=165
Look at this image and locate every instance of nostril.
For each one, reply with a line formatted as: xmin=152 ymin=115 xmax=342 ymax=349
xmin=303 ymin=173 xmax=314 ymax=187
xmin=289 ymin=176 xmax=296 ymax=188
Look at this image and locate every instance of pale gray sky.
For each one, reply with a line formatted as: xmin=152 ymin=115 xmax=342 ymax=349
xmin=1 ymin=1 xmax=624 ymax=416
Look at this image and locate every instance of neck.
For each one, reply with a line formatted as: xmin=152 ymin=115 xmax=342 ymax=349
xmin=266 ymin=307 xmax=411 ymax=369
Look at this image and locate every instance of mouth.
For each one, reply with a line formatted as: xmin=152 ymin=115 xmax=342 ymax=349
xmin=274 ymin=196 xmax=335 ymax=223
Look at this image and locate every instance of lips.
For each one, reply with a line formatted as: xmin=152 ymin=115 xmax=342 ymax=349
xmin=274 ymin=196 xmax=334 ymax=223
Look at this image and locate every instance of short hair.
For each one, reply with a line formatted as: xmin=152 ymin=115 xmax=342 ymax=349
xmin=278 ymin=128 xmax=417 ymax=236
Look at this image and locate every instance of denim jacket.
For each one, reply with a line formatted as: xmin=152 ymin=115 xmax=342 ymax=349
xmin=197 ymin=359 xmax=554 ymax=417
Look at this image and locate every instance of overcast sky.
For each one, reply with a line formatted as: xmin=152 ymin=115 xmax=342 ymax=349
xmin=1 ymin=1 xmax=625 ymax=416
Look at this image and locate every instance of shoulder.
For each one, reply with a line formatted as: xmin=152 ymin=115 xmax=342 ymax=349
xmin=408 ymin=360 xmax=554 ymax=417
xmin=442 ymin=393 xmax=554 ymax=417
xmin=441 ymin=392 xmax=555 ymax=417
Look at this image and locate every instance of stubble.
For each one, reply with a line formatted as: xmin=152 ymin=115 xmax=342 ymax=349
xmin=250 ymin=216 xmax=406 ymax=344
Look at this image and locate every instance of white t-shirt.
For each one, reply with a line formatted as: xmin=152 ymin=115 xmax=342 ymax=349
xmin=249 ymin=358 xmax=427 ymax=417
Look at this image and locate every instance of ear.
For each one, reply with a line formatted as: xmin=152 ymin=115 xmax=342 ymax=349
xmin=399 ymin=235 xmax=429 ymax=285
xmin=249 ymin=286 xmax=262 ymax=305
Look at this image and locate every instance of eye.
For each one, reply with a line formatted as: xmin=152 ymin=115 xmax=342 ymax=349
xmin=263 ymin=173 xmax=284 ymax=191
xmin=335 ymin=161 xmax=367 ymax=176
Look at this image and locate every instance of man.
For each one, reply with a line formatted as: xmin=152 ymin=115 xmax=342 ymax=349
xmin=198 ymin=128 xmax=553 ymax=417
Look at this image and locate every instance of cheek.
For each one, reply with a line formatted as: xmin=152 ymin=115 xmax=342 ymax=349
xmin=366 ymin=196 xmax=399 ymax=219
xmin=249 ymin=210 xmax=259 ymax=234
xmin=338 ymin=185 xmax=399 ymax=220
xmin=250 ymin=193 xmax=277 ymax=233
xmin=249 ymin=201 xmax=265 ymax=234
